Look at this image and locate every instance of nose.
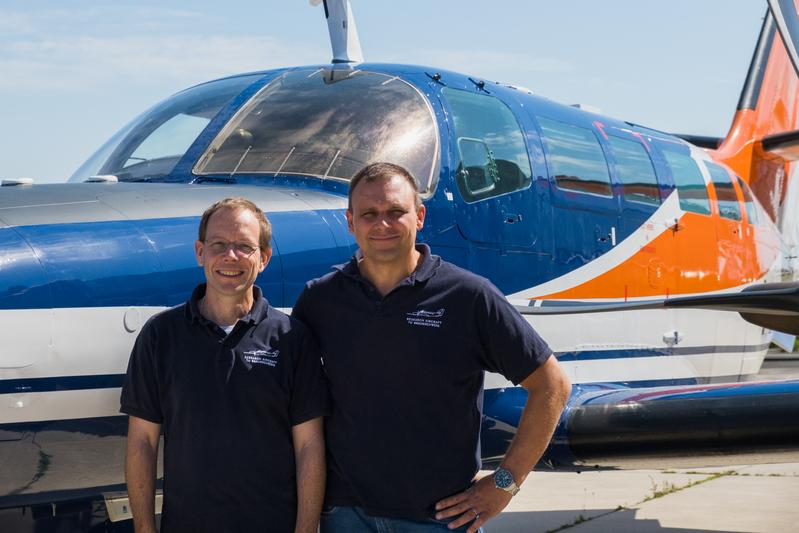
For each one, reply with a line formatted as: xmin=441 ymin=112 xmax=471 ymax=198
xmin=221 ymin=245 xmax=239 ymax=259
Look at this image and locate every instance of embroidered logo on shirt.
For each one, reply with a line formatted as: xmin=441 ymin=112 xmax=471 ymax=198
xmin=243 ymin=349 xmax=279 ymax=367
xmin=406 ymin=308 xmax=445 ymax=328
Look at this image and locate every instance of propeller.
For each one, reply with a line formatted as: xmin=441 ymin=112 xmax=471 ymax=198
xmin=514 ymin=282 xmax=799 ymax=335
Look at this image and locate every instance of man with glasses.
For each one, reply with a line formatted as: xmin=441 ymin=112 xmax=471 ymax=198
xmin=122 ymin=197 xmax=328 ymax=533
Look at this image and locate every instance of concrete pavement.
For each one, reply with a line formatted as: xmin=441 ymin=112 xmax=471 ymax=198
xmin=486 ymin=462 xmax=799 ymax=533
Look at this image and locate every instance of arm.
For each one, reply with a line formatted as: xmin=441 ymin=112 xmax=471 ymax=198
xmin=126 ymin=415 xmax=161 ymax=533
xmin=436 ymin=355 xmax=571 ymax=532
xmin=292 ymin=416 xmax=326 ymax=533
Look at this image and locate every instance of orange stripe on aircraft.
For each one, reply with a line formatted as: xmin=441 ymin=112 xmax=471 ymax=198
xmin=536 ymin=210 xmax=777 ymax=300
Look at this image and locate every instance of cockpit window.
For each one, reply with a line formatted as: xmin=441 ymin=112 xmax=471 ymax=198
xmin=193 ymin=69 xmax=439 ymax=194
xmin=69 ymin=74 xmax=262 ymax=183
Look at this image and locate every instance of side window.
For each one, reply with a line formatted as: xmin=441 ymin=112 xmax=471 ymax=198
xmin=537 ymin=116 xmax=612 ymax=197
xmin=736 ymin=176 xmax=759 ymax=224
xmin=442 ymin=88 xmax=532 ymax=202
xmin=125 ymin=114 xmax=209 ymax=169
xmin=705 ymin=162 xmax=742 ymax=221
xmin=606 ymin=135 xmax=660 ymax=205
xmin=661 ymin=148 xmax=711 ymax=215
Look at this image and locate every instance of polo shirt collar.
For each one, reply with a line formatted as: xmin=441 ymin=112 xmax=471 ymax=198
xmin=336 ymin=243 xmax=440 ymax=286
xmin=185 ymin=283 xmax=269 ymax=326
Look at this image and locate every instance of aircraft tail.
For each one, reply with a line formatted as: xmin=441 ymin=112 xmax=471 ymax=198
xmin=714 ymin=0 xmax=799 ymax=227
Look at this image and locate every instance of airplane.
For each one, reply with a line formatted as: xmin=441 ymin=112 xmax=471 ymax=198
xmin=1 ymin=0 xmax=799 ymax=528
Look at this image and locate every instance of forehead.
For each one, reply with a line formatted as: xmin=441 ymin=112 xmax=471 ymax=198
xmin=351 ymin=175 xmax=416 ymax=207
xmin=205 ymin=207 xmax=259 ymax=236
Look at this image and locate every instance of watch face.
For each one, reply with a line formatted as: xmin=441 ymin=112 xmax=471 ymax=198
xmin=494 ymin=468 xmax=514 ymax=489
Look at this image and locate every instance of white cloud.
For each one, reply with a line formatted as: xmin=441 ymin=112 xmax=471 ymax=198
xmin=0 ymin=6 xmax=204 ymax=37
xmin=0 ymin=5 xmax=325 ymax=92
xmin=0 ymin=34 xmax=324 ymax=91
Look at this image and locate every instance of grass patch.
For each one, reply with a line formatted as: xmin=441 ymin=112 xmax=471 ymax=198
xmin=645 ymin=470 xmax=735 ymax=502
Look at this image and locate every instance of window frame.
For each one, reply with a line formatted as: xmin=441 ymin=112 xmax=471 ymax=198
xmin=441 ymin=87 xmax=534 ymax=203
xmin=536 ymin=115 xmax=615 ymax=200
xmin=657 ymin=144 xmax=712 ymax=216
xmin=604 ymin=133 xmax=662 ymax=207
xmin=704 ymin=161 xmax=743 ymax=222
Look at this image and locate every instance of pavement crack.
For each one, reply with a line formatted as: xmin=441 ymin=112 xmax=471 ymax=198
xmin=642 ymin=470 xmax=735 ymax=502
xmin=7 ymin=432 xmax=53 ymax=496
xmin=545 ymin=470 xmax=738 ymax=532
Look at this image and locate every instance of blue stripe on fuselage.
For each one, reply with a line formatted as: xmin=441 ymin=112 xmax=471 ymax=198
xmin=0 ymin=374 xmax=124 ymax=394
xmin=0 ymin=208 xmax=352 ymax=310
xmin=0 ymin=343 xmax=769 ymax=396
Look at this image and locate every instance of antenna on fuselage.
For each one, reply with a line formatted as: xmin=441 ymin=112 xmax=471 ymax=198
xmin=311 ymin=0 xmax=364 ymax=64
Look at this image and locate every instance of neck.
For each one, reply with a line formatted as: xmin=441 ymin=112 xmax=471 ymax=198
xmin=359 ymin=248 xmax=421 ymax=296
xmin=200 ymin=290 xmax=254 ymax=327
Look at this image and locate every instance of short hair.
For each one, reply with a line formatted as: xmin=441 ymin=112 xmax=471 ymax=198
xmin=348 ymin=162 xmax=420 ymax=211
xmin=198 ymin=197 xmax=272 ymax=251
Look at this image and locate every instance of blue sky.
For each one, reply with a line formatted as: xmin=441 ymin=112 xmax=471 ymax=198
xmin=0 ymin=0 xmax=767 ymax=182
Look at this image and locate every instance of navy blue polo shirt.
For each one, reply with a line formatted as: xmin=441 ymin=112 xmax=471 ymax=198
xmin=121 ymin=284 xmax=329 ymax=533
xmin=292 ymin=244 xmax=551 ymax=521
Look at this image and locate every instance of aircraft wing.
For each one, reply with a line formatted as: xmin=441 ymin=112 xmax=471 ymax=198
xmin=483 ymin=377 xmax=799 ymax=470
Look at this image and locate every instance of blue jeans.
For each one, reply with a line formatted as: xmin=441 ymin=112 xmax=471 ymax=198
xmin=320 ymin=505 xmax=484 ymax=532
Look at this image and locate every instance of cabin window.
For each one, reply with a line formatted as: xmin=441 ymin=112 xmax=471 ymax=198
xmin=660 ymin=148 xmax=711 ymax=215
xmin=606 ymin=135 xmax=660 ymax=205
xmin=736 ymin=176 xmax=759 ymax=224
xmin=537 ymin=117 xmax=612 ymax=197
xmin=705 ymin=162 xmax=741 ymax=221
xmin=442 ymin=88 xmax=532 ymax=202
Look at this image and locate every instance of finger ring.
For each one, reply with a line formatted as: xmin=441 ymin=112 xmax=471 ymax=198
xmin=472 ymin=509 xmax=480 ymax=519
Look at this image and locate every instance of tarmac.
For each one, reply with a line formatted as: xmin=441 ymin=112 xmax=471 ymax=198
xmin=485 ymin=462 xmax=799 ymax=533
xmin=488 ymin=356 xmax=799 ymax=533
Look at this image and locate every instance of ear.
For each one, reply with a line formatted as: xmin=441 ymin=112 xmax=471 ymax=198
xmin=346 ymin=209 xmax=354 ymax=234
xmin=194 ymin=240 xmax=205 ymax=267
xmin=416 ymin=203 xmax=426 ymax=230
xmin=259 ymin=246 xmax=272 ymax=273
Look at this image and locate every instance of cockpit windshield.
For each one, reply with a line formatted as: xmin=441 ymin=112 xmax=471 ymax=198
xmin=193 ymin=69 xmax=439 ymax=193
xmin=68 ymin=74 xmax=263 ymax=183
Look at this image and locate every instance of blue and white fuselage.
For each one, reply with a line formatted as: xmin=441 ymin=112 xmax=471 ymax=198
xmin=1 ymin=62 xmax=797 ymax=509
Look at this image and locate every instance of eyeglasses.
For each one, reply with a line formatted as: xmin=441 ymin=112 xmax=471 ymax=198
xmin=204 ymin=240 xmax=259 ymax=257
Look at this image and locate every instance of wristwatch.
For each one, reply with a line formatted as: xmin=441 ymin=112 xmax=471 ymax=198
xmin=493 ymin=467 xmax=520 ymax=496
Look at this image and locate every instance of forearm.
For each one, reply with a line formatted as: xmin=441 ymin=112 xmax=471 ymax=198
xmin=126 ymin=437 xmax=159 ymax=533
xmin=502 ymin=359 xmax=571 ymax=485
xmin=294 ymin=426 xmax=326 ymax=533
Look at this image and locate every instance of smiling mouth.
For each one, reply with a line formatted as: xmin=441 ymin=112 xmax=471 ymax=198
xmin=217 ymin=270 xmax=243 ymax=277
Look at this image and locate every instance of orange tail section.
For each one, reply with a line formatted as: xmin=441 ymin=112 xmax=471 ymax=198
xmin=713 ymin=0 xmax=799 ymax=223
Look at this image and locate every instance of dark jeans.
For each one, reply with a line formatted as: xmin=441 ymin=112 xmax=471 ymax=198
xmin=320 ymin=505 xmax=484 ymax=533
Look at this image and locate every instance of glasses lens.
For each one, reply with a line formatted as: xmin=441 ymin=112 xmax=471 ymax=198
xmin=235 ymin=243 xmax=257 ymax=255
xmin=207 ymin=241 xmax=257 ymax=256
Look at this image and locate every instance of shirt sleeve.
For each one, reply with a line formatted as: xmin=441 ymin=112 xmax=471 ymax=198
xmin=290 ymin=284 xmax=314 ymax=332
xmin=120 ymin=319 xmax=164 ymax=423
xmin=288 ymin=320 xmax=331 ymax=426
xmin=473 ymin=280 xmax=553 ymax=385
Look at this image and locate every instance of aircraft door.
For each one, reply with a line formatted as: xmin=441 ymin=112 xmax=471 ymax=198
xmin=705 ymin=161 xmax=749 ymax=285
xmin=440 ymin=87 xmax=537 ymax=248
xmin=605 ymin=130 xmax=676 ymax=297
xmin=656 ymin=144 xmax=719 ymax=295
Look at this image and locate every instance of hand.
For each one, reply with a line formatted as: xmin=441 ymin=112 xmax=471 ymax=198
xmin=434 ymin=474 xmax=512 ymax=532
